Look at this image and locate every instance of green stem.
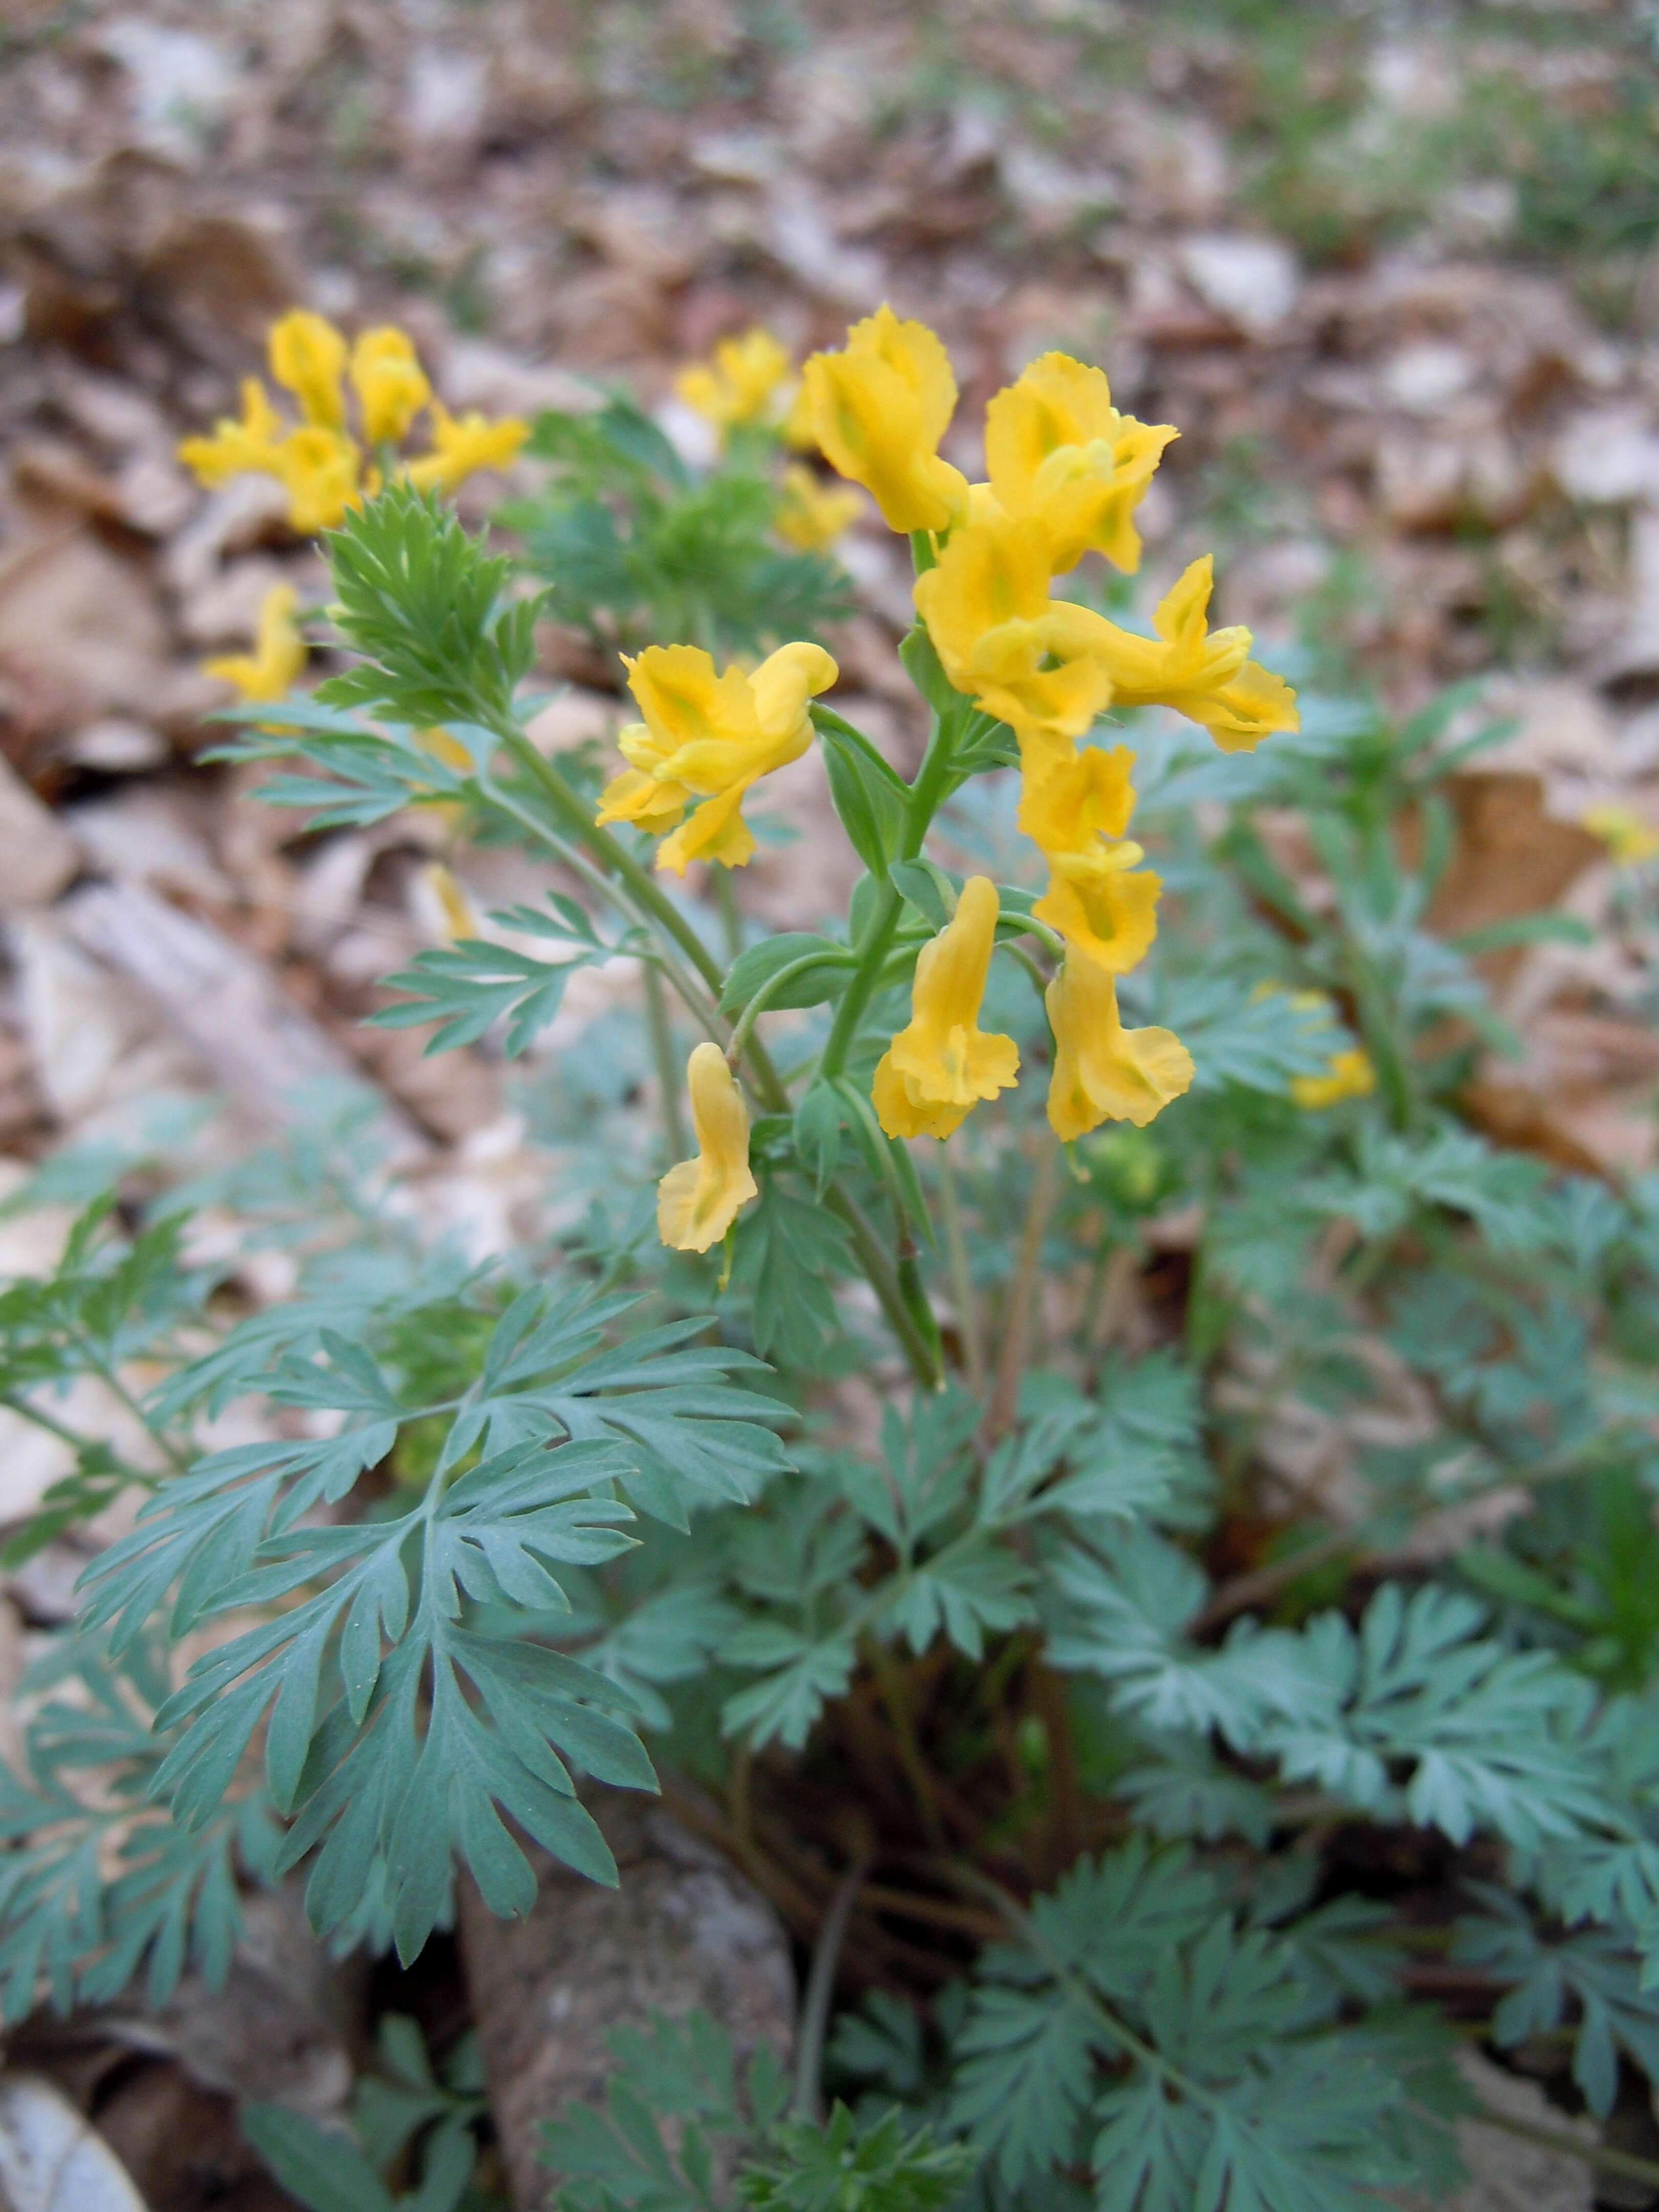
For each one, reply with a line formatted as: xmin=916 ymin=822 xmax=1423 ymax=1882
xmin=0 ymin=1392 xmax=156 ymax=1487
xmin=866 ymin=1639 xmax=947 ymax=1851
xmin=817 ymin=713 xmax=960 ymax=1083
xmin=725 ymin=950 xmax=856 ymax=1066
xmin=822 ymin=1188 xmax=941 ymax=1386
xmin=641 ymin=965 xmax=688 ymax=1164
xmin=937 ymin=1151 xmax=984 ymax=1395
xmin=486 ymin=710 xmax=943 ymax=1383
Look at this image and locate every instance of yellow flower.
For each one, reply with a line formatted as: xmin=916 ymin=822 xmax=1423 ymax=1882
xmin=657 ymin=1043 xmax=759 ymax=1253
xmin=774 ymin=464 xmax=864 ymax=550
xmin=873 ymin=876 xmax=1020 ymax=1140
xmin=177 ymin=377 xmax=286 ymax=488
xmin=1290 ymin=1046 xmax=1375 ymax=1112
xmin=1046 ymin=951 xmax=1193 ymax=1138
xmin=985 ymin=353 xmax=1178 ymax=576
xmin=268 ymin=309 xmax=349 ymax=430
xmin=914 ymin=509 xmax=1115 ymax=743
xmin=1033 ymin=849 xmax=1162 ymax=976
xmin=405 ymin=403 xmax=530 ymax=494
xmin=1582 ymin=803 xmax=1659 ymax=866
xmin=277 ymin=427 xmax=362 ymax=533
xmin=350 ymin=326 xmax=431 ymax=446
xmin=1017 ymin=740 xmax=1136 ymax=855
xmin=675 ymin=327 xmax=794 ymax=436
xmin=1089 ymin=556 xmax=1299 ymax=752
xmin=416 ymin=726 xmax=474 ymax=774
xmin=802 ymin=306 xmax=969 ymax=534
xmin=596 ymin=641 xmax=838 ymax=875
xmin=201 ymin=582 xmax=307 ymax=704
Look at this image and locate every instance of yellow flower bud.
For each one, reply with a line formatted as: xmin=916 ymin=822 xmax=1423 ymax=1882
xmin=276 ymin=427 xmax=362 ymax=534
xmin=802 ymin=306 xmax=969 ymax=534
xmin=674 ymin=327 xmax=794 ymax=436
xmin=774 ymin=463 xmax=864 ymax=550
xmin=404 ymin=403 xmax=529 ymax=494
xmin=873 ymin=877 xmax=1019 ymax=1140
xmin=268 ymin=309 xmax=349 ymax=430
xmin=350 ymin=326 xmax=431 ymax=446
xmin=985 ymin=352 xmax=1177 ymax=575
xmin=201 ymin=583 xmax=307 ymax=704
xmin=657 ymin=1043 xmax=759 ymax=1253
xmin=1045 ymin=951 xmax=1193 ymax=1139
xmin=596 ymin=641 xmax=837 ymax=876
xmin=1086 ymin=556 xmax=1298 ymax=752
xmin=177 ymin=377 xmax=287 ymax=488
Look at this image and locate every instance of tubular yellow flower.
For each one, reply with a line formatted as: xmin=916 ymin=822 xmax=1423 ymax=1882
xmin=596 ymin=641 xmax=838 ymax=875
xmin=350 ymin=326 xmax=431 ymax=446
xmin=802 ymin=306 xmax=969 ymax=534
xmin=657 ymin=1043 xmax=759 ymax=1253
xmin=1582 ymin=803 xmax=1659 ymax=866
xmin=873 ymin=877 xmax=1019 ymax=1141
xmin=1046 ymin=952 xmax=1193 ymax=1138
xmin=405 ymin=404 xmax=530 ymax=494
xmin=1033 ymin=850 xmax=1161 ymax=976
xmin=985 ymin=353 xmax=1178 ymax=576
xmin=675 ymin=327 xmax=794 ymax=435
xmin=177 ymin=377 xmax=286 ymax=488
xmin=201 ymin=583 xmax=307 ymax=704
xmin=277 ymin=427 xmax=361 ymax=533
xmin=1017 ymin=740 xmax=1136 ymax=855
xmin=1089 ymin=556 xmax=1299 ymax=752
xmin=914 ymin=510 xmax=1115 ymax=743
xmin=404 ymin=404 xmax=529 ymax=493
xmin=1290 ymin=1046 xmax=1375 ymax=1112
xmin=268 ymin=309 xmax=349 ymax=430
xmin=774 ymin=464 xmax=864 ymax=550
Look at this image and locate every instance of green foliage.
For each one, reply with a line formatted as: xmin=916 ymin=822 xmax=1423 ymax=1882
xmin=942 ymin=1841 xmax=1465 ymax=2209
xmin=244 ymin=2011 xmax=501 ymax=2212
xmin=541 ymin=2009 xmax=969 ymax=2212
xmin=511 ymin=397 xmax=853 ymax=660
xmin=322 ymin=483 xmax=538 ymax=728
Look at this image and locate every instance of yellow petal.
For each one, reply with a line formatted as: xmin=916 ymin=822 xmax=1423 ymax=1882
xmin=1033 ymin=858 xmax=1160 ymax=975
xmin=1289 ymin=1047 xmax=1375 ymax=1111
xmin=802 ymin=306 xmax=968 ymax=533
xmin=655 ymin=783 xmax=758 ymax=875
xmin=1045 ymin=953 xmax=1193 ymax=1138
xmin=985 ymin=352 xmax=1177 ymax=575
xmin=277 ymin=427 xmax=361 ymax=533
xmin=873 ymin=876 xmax=1019 ymax=1139
xmin=177 ymin=378 xmax=287 ymax=488
xmin=1087 ymin=556 xmax=1299 ymax=752
xmin=774 ymin=463 xmax=864 ymax=549
xmin=268 ymin=310 xmax=348 ymax=430
xmin=1581 ymin=803 xmax=1659 ymax=866
xmin=657 ymin=1043 xmax=758 ymax=1252
xmin=201 ymin=583 xmax=307 ymax=703
xmin=350 ymin=326 xmax=431 ymax=445
xmin=1018 ymin=741 xmax=1136 ymax=857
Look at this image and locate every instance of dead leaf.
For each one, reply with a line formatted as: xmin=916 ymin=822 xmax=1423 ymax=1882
xmin=0 ymin=756 xmax=77 ymax=911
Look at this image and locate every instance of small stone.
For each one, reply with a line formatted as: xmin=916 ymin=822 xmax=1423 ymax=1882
xmin=1176 ymin=232 xmax=1300 ymax=336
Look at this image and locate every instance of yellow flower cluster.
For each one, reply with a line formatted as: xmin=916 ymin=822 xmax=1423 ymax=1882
xmin=597 ymin=640 xmax=837 ymax=877
xmin=643 ymin=307 xmax=1303 ymax=1243
xmin=178 ymin=310 xmax=529 ymax=534
xmin=673 ymin=326 xmax=863 ymax=549
xmin=797 ymin=310 xmax=1300 ymax=1144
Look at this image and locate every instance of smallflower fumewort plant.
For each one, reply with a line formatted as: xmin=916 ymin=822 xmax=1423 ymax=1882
xmin=7 ymin=302 xmax=1659 ymax=2210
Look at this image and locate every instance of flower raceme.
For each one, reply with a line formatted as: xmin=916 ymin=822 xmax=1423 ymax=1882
xmin=873 ymin=878 xmax=1020 ymax=1141
xmin=596 ymin=641 xmax=838 ymax=876
xmin=658 ymin=1044 xmax=759 ymax=1252
xmin=177 ymin=311 xmax=527 ymax=534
